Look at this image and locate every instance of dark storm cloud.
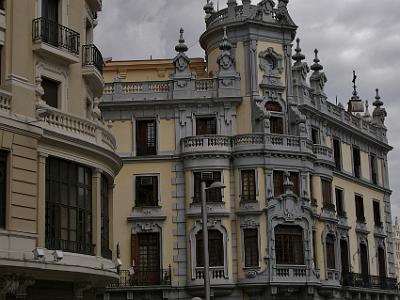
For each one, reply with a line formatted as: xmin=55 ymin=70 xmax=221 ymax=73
xmin=94 ymin=0 xmax=400 ymax=217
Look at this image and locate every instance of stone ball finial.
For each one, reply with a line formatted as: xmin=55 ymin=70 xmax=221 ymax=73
xmin=310 ymin=49 xmax=323 ymax=72
xmin=373 ymin=88 xmax=383 ymax=107
xmin=292 ymin=38 xmax=305 ymax=63
xmin=175 ymin=28 xmax=188 ymax=53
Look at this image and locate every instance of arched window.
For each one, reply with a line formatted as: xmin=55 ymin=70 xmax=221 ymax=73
xmin=275 ymin=225 xmax=304 ymax=265
xmin=326 ymin=234 xmax=336 ymax=269
xmin=265 ymin=101 xmax=284 ymax=134
xmin=196 ymin=230 xmax=224 ymax=267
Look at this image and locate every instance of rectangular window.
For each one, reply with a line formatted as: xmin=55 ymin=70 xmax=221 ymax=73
xmin=241 ymin=170 xmax=256 ymax=202
xmin=373 ymin=201 xmax=382 ymax=226
xmin=193 ymin=171 xmax=222 ymax=203
xmin=136 ymin=120 xmax=157 ymax=156
xmin=42 ymin=77 xmax=59 ymax=108
xmin=0 ymin=151 xmax=7 ymax=229
xmin=45 ymin=157 xmax=93 ymax=255
xmin=370 ymin=154 xmax=378 ymax=185
xmin=333 ymin=138 xmax=341 ymax=171
xmin=322 ymin=179 xmax=334 ymax=210
xmin=273 ymin=171 xmax=300 ymax=197
xmin=311 ymin=127 xmax=320 ymax=144
xmin=135 ymin=176 xmax=158 ymax=207
xmin=353 ymin=147 xmax=361 ymax=179
xmin=270 ymin=117 xmax=284 ymax=134
xmin=326 ymin=235 xmax=336 ymax=269
xmin=196 ymin=230 xmax=224 ymax=267
xmin=244 ymin=229 xmax=259 ymax=267
xmin=335 ymin=188 xmax=345 ymax=217
xmin=275 ymin=225 xmax=304 ymax=265
xmin=101 ymin=175 xmax=111 ymax=259
xmin=196 ymin=117 xmax=217 ymax=135
xmin=355 ymin=195 xmax=365 ymax=223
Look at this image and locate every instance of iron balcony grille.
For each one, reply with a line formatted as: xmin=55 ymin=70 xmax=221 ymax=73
xmin=109 ymin=267 xmax=172 ymax=288
xmin=32 ymin=17 xmax=80 ymax=55
xmin=342 ymin=272 xmax=398 ymax=290
xmin=46 ymin=238 xmax=95 ymax=256
xmin=82 ymin=44 xmax=104 ymax=74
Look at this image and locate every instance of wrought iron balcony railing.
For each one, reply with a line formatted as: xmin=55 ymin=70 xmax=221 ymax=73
xmin=109 ymin=267 xmax=172 ymax=288
xmin=45 ymin=238 xmax=95 ymax=255
xmin=342 ymin=272 xmax=398 ymax=290
xmin=82 ymin=44 xmax=104 ymax=74
xmin=32 ymin=17 xmax=80 ymax=55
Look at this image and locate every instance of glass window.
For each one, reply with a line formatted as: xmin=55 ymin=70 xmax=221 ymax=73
xmin=45 ymin=157 xmax=93 ymax=254
xmin=196 ymin=117 xmax=217 ymax=135
xmin=0 ymin=151 xmax=7 ymax=229
xmin=42 ymin=77 xmax=59 ymax=108
xmin=241 ymin=170 xmax=256 ymax=202
xmin=193 ymin=171 xmax=222 ymax=203
xmin=311 ymin=127 xmax=320 ymax=144
xmin=370 ymin=154 xmax=378 ymax=185
xmin=135 ymin=176 xmax=158 ymax=207
xmin=273 ymin=171 xmax=299 ymax=197
xmin=322 ymin=179 xmax=334 ymax=211
xmin=244 ymin=229 xmax=259 ymax=267
xmin=333 ymin=138 xmax=341 ymax=171
xmin=335 ymin=188 xmax=345 ymax=217
xmin=275 ymin=225 xmax=304 ymax=265
xmin=353 ymin=147 xmax=361 ymax=179
xmin=270 ymin=117 xmax=284 ymax=134
xmin=373 ymin=201 xmax=382 ymax=226
xmin=355 ymin=195 xmax=365 ymax=223
xmin=326 ymin=234 xmax=336 ymax=269
xmin=196 ymin=230 xmax=224 ymax=267
xmin=136 ymin=120 xmax=157 ymax=156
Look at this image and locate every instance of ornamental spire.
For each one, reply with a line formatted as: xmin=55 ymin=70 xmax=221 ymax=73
xmin=175 ymin=28 xmax=188 ymax=53
xmin=204 ymin=0 xmax=215 ymax=18
xmin=352 ymin=70 xmax=358 ymax=96
xmin=292 ymin=38 xmax=305 ymax=64
xmin=219 ymin=26 xmax=232 ymax=51
xmin=310 ymin=49 xmax=323 ymax=73
xmin=373 ymin=88 xmax=383 ymax=108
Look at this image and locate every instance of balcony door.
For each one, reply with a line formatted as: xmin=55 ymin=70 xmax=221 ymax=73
xmin=378 ymin=247 xmax=387 ymax=279
xmin=42 ymin=0 xmax=59 ymax=46
xmin=340 ymin=239 xmax=349 ymax=275
xmin=360 ymin=243 xmax=369 ymax=282
xmin=131 ymin=233 xmax=161 ymax=285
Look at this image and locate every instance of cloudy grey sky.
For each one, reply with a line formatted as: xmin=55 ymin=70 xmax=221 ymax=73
xmin=94 ymin=0 xmax=400 ymax=218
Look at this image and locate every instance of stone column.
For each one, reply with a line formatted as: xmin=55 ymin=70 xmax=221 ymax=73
xmin=108 ymin=180 xmax=115 ymax=258
xmin=37 ymin=152 xmax=48 ymax=247
xmin=92 ymin=169 xmax=102 ymax=257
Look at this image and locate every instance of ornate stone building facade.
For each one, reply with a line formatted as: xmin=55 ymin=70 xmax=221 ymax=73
xmin=393 ymin=218 xmax=400 ymax=283
xmin=0 ymin=0 xmax=121 ymax=299
xmin=101 ymin=1 xmax=397 ymax=299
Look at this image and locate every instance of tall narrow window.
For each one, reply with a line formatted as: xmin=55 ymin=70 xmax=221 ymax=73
xmin=378 ymin=247 xmax=387 ymax=279
xmin=335 ymin=188 xmax=345 ymax=217
xmin=241 ymin=170 xmax=256 ymax=202
xmin=42 ymin=0 xmax=59 ymax=46
xmin=333 ymin=138 xmax=341 ymax=171
xmin=266 ymin=102 xmax=284 ymax=134
xmin=42 ymin=77 xmax=59 ymax=108
xmin=360 ymin=243 xmax=369 ymax=279
xmin=244 ymin=229 xmax=259 ymax=267
xmin=311 ymin=127 xmax=320 ymax=144
xmin=101 ymin=175 xmax=111 ymax=259
xmin=135 ymin=176 xmax=158 ymax=207
xmin=270 ymin=117 xmax=284 ymax=134
xmin=196 ymin=117 xmax=217 ymax=135
xmin=196 ymin=230 xmax=224 ymax=267
xmin=340 ymin=239 xmax=349 ymax=274
xmin=355 ymin=195 xmax=365 ymax=223
xmin=193 ymin=171 xmax=222 ymax=203
xmin=136 ymin=120 xmax=157 ymax=156
xmin=45 ymin=157 xmax=93 ymax=254
xmin=373 ymin=201 xmax=382 ymax=226
xmin=275 ymin=225 xmax=304 ymax=265
xmin=0 ymin=151 xmax=7 ymax=229
xmin=322 ymin=179 xmax=334 ymax=211
xmin=370 ymin=154 xmax=378 ymax=185
xmin=353 ymin=147 xmax=361 ymax=179
xmin=326 ymin=234 xmax=336 ymax=269
xmin=312 ymin=230 xmax=317 ymax=268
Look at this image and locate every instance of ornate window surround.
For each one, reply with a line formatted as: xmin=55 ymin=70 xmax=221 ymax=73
xmin=240 ymin=216 xmax=261 ymax=270
xmin=238 ymin=168 xmax=259 ymax=203
xmin=193 ymin=113 xmax=219 ymax=136
xmin=132 ymin=173 xmax=161 ymax=207
xmin=132 ymin=116 xmax=160 ymax=157
xmin=190 ymin=169 xmax=225 ymax=204
xmin=321 ymin=223 xmax=339 ymax=280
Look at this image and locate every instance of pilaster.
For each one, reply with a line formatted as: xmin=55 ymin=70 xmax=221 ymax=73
xmin=92 ymin=168 xmax=102 ymax=257
xmin=37 ymin=152 xmax=48 ymax=247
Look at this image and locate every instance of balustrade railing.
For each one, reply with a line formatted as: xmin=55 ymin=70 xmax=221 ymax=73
xmin=0 ymin=90 xmax=11 ymax=112
xmin=82 ymin=44 xmax=104 ymax=74
xmin=274 ymin=265 xmax=308 ymax=278
xmin=110 ymin=267 xmax=172 ymax=288
xmin=182 ymin=135 xmax=231 ymax=152
xmin=195 ymin=79 xmax=215 ymax=91
xmin=195 ymin=266 xmax=226 ymax=280
xmin=342 ymin=272 xmax=398 ymax=290
xmin=32 ymin=17 xmax=80 ymax=55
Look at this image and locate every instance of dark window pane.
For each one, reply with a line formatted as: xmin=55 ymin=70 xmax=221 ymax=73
xmin=265 ymin=101 xmax=282 ymax=112
xmin=270 ymin=117 xmax=283 ymax=134
xmin=101 ymin=175 xmax=111 ymax=258
xmin=333 ymin=138 xmax=341 ymax=171
xmin=275 ymin=225 xmax=304 ymax=265
xmin=193 ymin=171 xmax=222 ymax=203
xmin=373 ymin=201 xmax=382 ymax=226
xmin=370 ymin=154 xmax=378 ymax=185
xmin=311 ymin=127 xmax=319 ymax=144
xmin=136 ymin=120 xmax=157 ymax=156
xmin=196 ymin=117 xmax=217 ymax=135
xmin=353 ymin=147 xmax=361 ymax=179
xmin=273 ymin=171 xmax=284 ymax=197
xmin=355 ymin=195 xmax=365 ymax=223
xmin=135 ymin=176 xmax=158 ymax=207
xmin=335 ymin=188 xmax=345 ymax=217
xmin=0 ymin=151 xmax=7 ymax=229
xmin=196 ymin=230 xmax=224 ymax=267
xmin=42 ymin=77 xmax=59 ymax=108
xmin=326 ymin=234 xmax=336 ymax=269
xmin=322 ymin=179 xmax=334 ymax=211
xmin=244 ymin=229 xmax=259 ymax=267
xmin=241 ymin=170 xmax=256 ymax=202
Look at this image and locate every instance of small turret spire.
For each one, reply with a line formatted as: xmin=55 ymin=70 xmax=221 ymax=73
xmin=373 ymin=88 xmax=383 ymax=108
xmin=292 ymin=38 xmax=305 ymax=63
xmin=352 ymin=70 xmax=358 ymax=96
xmin=175 ymin=28 xmax=188 ymax=53
xmin=219 ymin=27 xmax=232 ymax=51
xmin=310 ymin=49 xmax=323 ymax=72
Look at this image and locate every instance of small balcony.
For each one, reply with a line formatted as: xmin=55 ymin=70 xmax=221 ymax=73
xmin=313 ymin=144 xmax=334 ymax=165
xmin=271 ymin=265 xmax=320 ymax=284
xmin=181 ymin=135 xmax=231 ymax=156
xmin=82 ymin=44 xmax=104 ymax=95
xmin=195 ymin=266 xmax=227 ymax=281
xmin=342 ymin=273 xmax=398 ymax=290
xmin=32 ymin=17 xmax=80 ymax=64
xmin=109 ymin=268 xmax=172 ymax=288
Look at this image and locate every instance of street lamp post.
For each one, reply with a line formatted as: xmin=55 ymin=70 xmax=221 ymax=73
xmin=200 ymin=175 xmax=226 ymax=300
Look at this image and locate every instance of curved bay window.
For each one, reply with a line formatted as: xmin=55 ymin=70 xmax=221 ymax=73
xmin=266 ymin=101 xmax=284 ymax=134
xmin=196 ymin=230 xmax=224 ymax=267
xmin=275 ymin=225 xmax=304 ymax=265
xmin=326 ymin=234 xmax=336 ymax=269
xmin=45 ymin=157 xmax=93 ymax=254
xmin=101 ymin=175 xmax=111 ymax=259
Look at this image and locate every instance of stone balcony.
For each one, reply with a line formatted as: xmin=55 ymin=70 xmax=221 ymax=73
xmin=312 ymin=144 xmax=334 ymax=165
xmin=0 ymin=89 xmax=11 ymax=114
xmin=271 ymin=265 xmax=320 ymax=285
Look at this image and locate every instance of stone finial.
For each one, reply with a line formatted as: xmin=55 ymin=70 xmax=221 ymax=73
xmin=372 ymin=88 xmax=387 ymax=127
xmin=347 ymin=70 xmax=364 ymax=113
xmin=283 ymin=171 xmax=294 ymax=194
xmin=219 ymin=26 xmax=232 ymax=51
xmin=204 ymin=0 xmax=215 ymax=16
xmin=352 ymin=70 xmax=358 ymax=97
xmin=310 ymin=49 xmax=323 ymax=73
xmin=292 ymin=38 xmax=305 ymax=64
xmin=373 ymin=88 xmax=383 ymax=108
xmin=363 ymin=100 xmax=372 ymax=122
xmin=175 ymin=28 xmax=188 ymax=53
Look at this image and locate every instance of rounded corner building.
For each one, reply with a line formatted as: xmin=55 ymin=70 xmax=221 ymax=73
xmin=100 ymin=1 xmax=398 ymax=299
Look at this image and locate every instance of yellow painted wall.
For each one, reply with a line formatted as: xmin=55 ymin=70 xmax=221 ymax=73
xmin=112 ymin=120 xmax=132 ymax=154
xmin=159 ymin=119 xmax=176 ymax=152
xmin=342 ymin=143 xmax=352 ymax=173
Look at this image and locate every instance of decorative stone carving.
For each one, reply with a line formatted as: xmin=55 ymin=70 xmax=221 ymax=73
xmin=309 ymin=49 xmax=328 ymax=96
xmin=274 ymin=0 xmax=295 ymax=25
xmin=92 ymin=97 xmax=102 ymax=122
xmin=35 ymin=76 xmax=45 ymax=106
xmin=240 ymin=216 xmax=260 ymax=228
xmin=372 ymin=88 xmax=387 ymax=128
xmin=259 ymin=47 xmax=284 ymax=89
xmin=172 ymin=28 xmax=191 ymax=78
